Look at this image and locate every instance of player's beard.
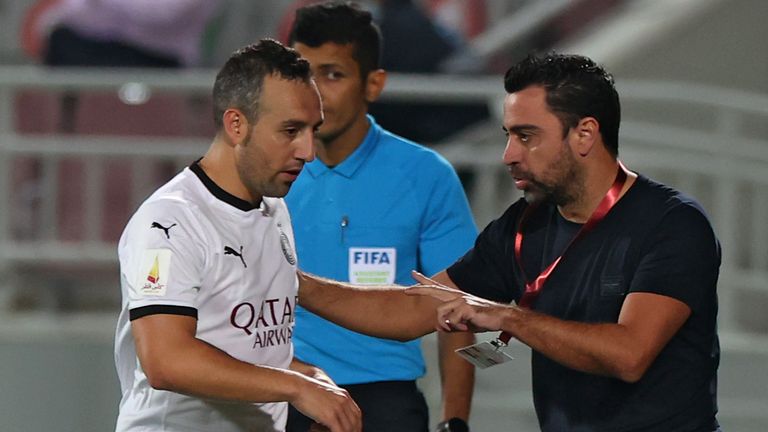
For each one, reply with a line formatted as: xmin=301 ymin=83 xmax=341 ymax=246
xmin=235 ymin=129 xmax=290 ymax=203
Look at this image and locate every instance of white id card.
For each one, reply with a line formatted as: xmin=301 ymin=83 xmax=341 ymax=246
xmin=455 ymin=340 xmax=514 ymax=369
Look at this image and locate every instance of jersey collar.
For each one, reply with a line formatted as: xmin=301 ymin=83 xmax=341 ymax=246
xmin=189 ymin=159 xmax=258 ymax=212
xmin=304 ymin=115 xmax=380 ymax=179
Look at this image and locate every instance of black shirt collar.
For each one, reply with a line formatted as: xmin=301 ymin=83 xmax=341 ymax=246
xmin=189 ymin=159 xmax=257 ymax=212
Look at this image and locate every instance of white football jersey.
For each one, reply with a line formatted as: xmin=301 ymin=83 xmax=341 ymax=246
xmin=115 ymin=162 xmax=299 ymax=432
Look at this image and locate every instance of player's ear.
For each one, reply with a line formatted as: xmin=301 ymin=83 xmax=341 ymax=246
xmin=364 ymin=69 xmax=387 ymax=103
xmin=222 ymin=109 xmax=248 ymax=146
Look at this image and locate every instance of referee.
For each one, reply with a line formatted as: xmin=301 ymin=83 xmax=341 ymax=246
xmin=284 ymin=3 xmax=477 ymax=432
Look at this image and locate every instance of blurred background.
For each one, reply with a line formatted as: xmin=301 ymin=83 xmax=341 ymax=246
xmin=0 ymin=0 xmax=766 ymax=430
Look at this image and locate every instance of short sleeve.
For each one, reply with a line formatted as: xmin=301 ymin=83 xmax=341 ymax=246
xmin=118 ymin=199 xmax=209 ymax=319
xmin=446 ymin=203 xmax=523 ymax=303
xmin=418 ymin=157 xmax=478 ymax=276
xmin=629 ymin=202 xmax=721 ymax=312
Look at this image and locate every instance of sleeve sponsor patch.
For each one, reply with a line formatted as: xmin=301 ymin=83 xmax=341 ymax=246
xmin=136 ymin=249 xmax=172 ymax=297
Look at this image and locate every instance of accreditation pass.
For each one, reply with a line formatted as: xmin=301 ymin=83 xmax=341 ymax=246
xmin=455 ymin=340 xmax=514 ymax=369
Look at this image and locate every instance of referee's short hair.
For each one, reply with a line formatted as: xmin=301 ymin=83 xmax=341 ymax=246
xmin=212 ymin=38 xmax=311 ymax=129
xmin=288 ymin=1 xmax=382 ymax=79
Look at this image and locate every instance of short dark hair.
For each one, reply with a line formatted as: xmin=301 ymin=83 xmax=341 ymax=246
xmin=288 ymin=1 xmax=381 ymax=79
xmin=212 ymin=38 xmax=311 ymax=129
xmin=504 ymin=53 xmax=621 ymax=156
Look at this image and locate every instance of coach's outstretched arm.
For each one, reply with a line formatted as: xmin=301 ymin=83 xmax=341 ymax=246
xmin=297 ymin=270 xmax=438 ymax=341
xmin=407 ymin=273 xmax=692 ymax=384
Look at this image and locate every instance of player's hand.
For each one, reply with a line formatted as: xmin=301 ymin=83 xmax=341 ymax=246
xmin=408 ymin=271 xmax=512 ymax=333
xmin=290 ymin=375 xmax=361 ymax=432
xmin=290 ymin=358 xmax=336 ymax=388
xmin=305 ymin=366 xmax=336 ymax=387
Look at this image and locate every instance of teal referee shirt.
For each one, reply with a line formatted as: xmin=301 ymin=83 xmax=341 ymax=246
xmin=286 ymin=116 xmax=477 ymax=384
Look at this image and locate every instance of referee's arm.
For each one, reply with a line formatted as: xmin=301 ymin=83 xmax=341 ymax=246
xmin=431 ymin=272 xmax=475 ymax=428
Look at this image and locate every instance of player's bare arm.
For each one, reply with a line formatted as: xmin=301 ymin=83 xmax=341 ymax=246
xmin=297 ymin=270 xmax=439 ymax=341
xmin=408 ymin=274 xmax=691 ymax=383
xmin=132 ymin=314 xmax=361 ymax=432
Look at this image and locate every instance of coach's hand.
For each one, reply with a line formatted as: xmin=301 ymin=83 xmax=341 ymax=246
xmin=309 ymin=422 xmax=331 ymax=432
xmin=290 ymin=375 xmax=361 ymax=432
xmin=408 ymin=271 xmax=512 ymax=333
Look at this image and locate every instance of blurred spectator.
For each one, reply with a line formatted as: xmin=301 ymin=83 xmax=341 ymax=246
xmin=20 ymin=0 xmax=225 ymax=133
xmin=14 ymin=0 xmax=226 ymax=245
xmin=22 ymin=0 xmax=223 ymax=67
xmin=425 ymin=0 xmax=487 ymax=41
xmin=210 ymin=0 xmax=296 ymax=67
xmin=367 ymin=0 xmax=489 ymax=144
xmin=375 ymin=0 xmax=461 ymax=73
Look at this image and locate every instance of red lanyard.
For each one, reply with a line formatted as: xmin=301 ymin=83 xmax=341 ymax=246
xmin=498 ymin=162 xmax=629 ymax=344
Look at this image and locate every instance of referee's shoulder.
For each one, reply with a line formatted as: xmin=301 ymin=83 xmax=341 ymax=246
xmin=379 ymin=128 xmax=454 ymax=171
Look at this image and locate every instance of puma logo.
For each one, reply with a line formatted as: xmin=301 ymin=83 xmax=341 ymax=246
xmin=151 ymin=222 xmax=177 ymax=239
xmin=224 ymin=245 xmax=247 ymax=268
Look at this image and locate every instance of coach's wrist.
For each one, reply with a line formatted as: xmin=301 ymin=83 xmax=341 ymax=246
xmin=436 ymin=417 xmax=469 ymax=432
xmin=500 ymin=304 xmax=526 ymax=336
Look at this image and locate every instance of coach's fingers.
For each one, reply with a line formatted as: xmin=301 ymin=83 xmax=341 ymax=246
xmin=408 ymin=272 xmax=464 ymax=300
xmin=406 ymin=285 xmax=463 ymax=302
xmin=410 ymin=270 xmax=443 ymax=285
xmin=441 ymin=298 xmax=477 ymax=331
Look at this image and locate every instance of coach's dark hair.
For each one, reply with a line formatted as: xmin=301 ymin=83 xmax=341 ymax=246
xmin=212 ymin=38 xmax=311 ymax=129
xmin=504 ymin=53 xmax=621 ymax=156
xmin=288 ymin=1 xmax=381 ymax=79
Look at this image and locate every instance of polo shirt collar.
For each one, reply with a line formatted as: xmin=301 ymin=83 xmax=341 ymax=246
xmin=304 ymin=115 xmax=381 ymax=179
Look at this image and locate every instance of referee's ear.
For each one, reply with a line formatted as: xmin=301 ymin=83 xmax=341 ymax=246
xmin=364 ymin=69 xmax=387 ymax=104
xmin=221 ymin=108 xmax=248 ymax=146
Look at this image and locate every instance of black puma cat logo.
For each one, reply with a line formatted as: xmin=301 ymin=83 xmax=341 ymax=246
xmin=224 ymin=245 xmax=247 ymax=268
xmin=151 ymin=222 xmax=177 ymax=239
